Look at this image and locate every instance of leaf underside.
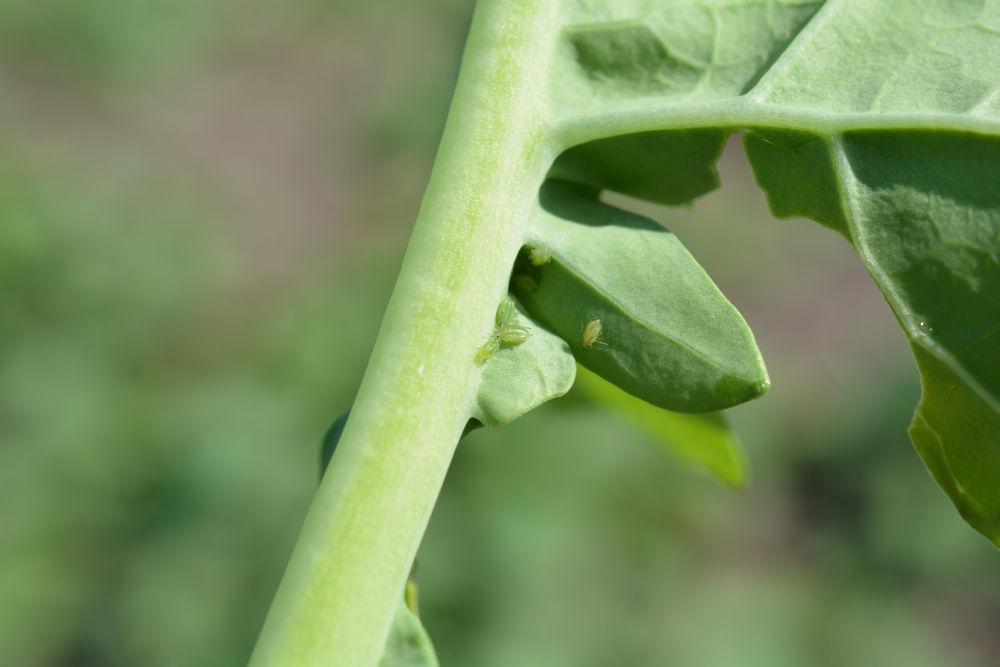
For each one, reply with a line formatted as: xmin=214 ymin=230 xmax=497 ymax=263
xmin=478 ymin=0 xmax=1000 ymax=545
xmin=474 ymin=299 xmax=577 ymax=427
xmin=514 ymin=179 xmax=768 ymax=414
xmin=378 ymin=600 xmax=439 ymax=667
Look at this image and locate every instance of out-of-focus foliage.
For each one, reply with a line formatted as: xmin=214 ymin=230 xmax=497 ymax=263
xmin=0 ymin=0 xmax=217 ymax=81
xmin=1 ymin=2 xmax=998 ymax=667
xmin=574 ymin=365 xmax=747 ymax=488
xmin=0 ymin=146 xmax=294 ymax=666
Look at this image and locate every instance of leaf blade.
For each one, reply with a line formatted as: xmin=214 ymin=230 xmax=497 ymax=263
xmin=378 ymin=600 xmax=440 ymax=667
xmin=474 ymin=299 xmax=577 ymax=427
xmin=514 ymin=180 xmax=769 ymax=413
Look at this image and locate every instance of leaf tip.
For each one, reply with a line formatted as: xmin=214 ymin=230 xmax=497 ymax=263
xmin=713 ymin=368 xmax=770 ymax=408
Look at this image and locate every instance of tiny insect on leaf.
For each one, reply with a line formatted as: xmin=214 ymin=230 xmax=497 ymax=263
xmin=511 ymin=273 xmax=539 ymax=293
xmin=528 ymin=245 xmax=551 ymax=266
xmin=499 ymin=325 xmax=529 ymax=346
xmin=495 ymin=296 xmax=517 ymax=327
xmin=475 ymin=335 xmax=501 ymax=365
xmin=582 ymin=318 xmax=603 ymax=348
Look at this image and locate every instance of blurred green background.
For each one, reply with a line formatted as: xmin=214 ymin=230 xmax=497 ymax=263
xmin=1 ymin=2 xmax=997 ymax=666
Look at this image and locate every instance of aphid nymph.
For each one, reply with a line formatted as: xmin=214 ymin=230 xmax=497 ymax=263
xmin=495 ymin=295 xmax=529 ymax=346
xmin=499 ymin=325 xmax=529 ymax=346
xmin=475 ymin=334 xmax=501 ymax=365
xmin=582 ymin=318 xmax=603 ymax=349
xmin=511 ymin=273 xmax=539 ymax=293
xmin=495 ymin=295 xmax=517 ymax=327
xmin=476 ymin=295 xmax=530 ymax=365
xmin=528 ymin=245 xmax=551 ymax=266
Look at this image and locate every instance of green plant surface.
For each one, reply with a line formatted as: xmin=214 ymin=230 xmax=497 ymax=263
xmin=317 ymin=421 xmax=441 ymax=667
xmin=248 ymin=4 xmax=563 ymax=666
xmin=515 ymin=179 xmax=768 ymax=413
xmin=541 ymin=0 xmax=1000 ymax=546
xmin=250 ymin=1 xmax=1000 ymax=665
xmin=379 ymin=599 xmax=439 ymax=667
xmin=474 ymin=297 xmax=577 ymax=427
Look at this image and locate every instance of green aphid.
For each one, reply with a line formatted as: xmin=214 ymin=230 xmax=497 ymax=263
xmin=477 ymin=296 xmax=530 ymax=364
xmin=475 ymin=334 xmax=501 ymax=365
xmin=511 ymin=273 xmax=539 ymax=293
xmin=496 ymin=296 xmax=529 ymax=346
xmin=495 ymin=295 xmax=517 ymax=327
xmin=499 ymin=325 xmax=529 ymax=346
xmin=582 ymin=318 xmax=603 ymax=349
xmin=528 ymin=245 xmax=551 ymax=266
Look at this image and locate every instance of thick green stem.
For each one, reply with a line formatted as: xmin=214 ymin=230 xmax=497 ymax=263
xmin=248 ymin=2 xmax=558 ymax=666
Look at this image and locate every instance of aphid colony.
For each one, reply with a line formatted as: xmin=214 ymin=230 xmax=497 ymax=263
xmin=491 ymin=244 xmax=606 ymax=362
xmin=475 ymin=295 xmax=531 ymax=364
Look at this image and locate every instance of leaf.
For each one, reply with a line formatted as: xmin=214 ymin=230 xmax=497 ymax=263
xmin=474 ymin=298 xmax=577 ymax=427
xmin=575 ymin=365 xmax=748 ymax=488
xmin=513 ymin=179 xmax=769 ymax=413
xmin=549 ymin=129 xmax=728 ymax=205
xmin=378 ymin=598 xmax=439 ymax=667
xmin=552 ymin=0 xmax=824 ymax=104
xmin=820 ymin=131 xmax=1000 ymax=546
xmin=909 ymin=347 xmax=1000 ymax=544
xmin=532 ymin=0 xmax=1000 ymax=544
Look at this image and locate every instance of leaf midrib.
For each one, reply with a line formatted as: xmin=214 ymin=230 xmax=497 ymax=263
xmin=553 ymin=98 xmax=1000 ymax=150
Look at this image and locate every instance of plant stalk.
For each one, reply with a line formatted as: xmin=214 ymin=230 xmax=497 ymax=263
xmin=248 ymin=2 xmax=558 ymax=665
